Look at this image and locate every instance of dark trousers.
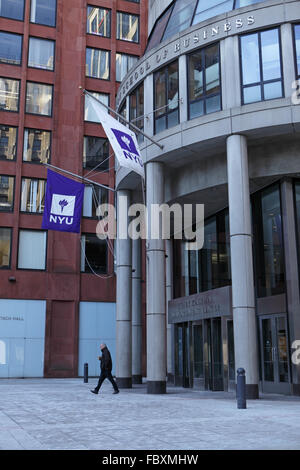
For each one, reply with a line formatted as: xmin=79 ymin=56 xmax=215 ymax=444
xmin=95 ymin=370 xmax=119 ymax=392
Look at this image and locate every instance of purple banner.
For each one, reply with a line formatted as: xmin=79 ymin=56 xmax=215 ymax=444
xmin=42 ymin=169 xmax=84 ymax=233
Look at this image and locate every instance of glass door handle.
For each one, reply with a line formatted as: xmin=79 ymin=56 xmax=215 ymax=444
xmin=271 ymin=347 xmax=276 ymax=362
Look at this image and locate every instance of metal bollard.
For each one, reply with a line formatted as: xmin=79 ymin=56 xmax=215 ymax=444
xmin=236 ymin=368 xmax=246 ymax=409
xmin=84 ymin=363 xmax=88 ymax=383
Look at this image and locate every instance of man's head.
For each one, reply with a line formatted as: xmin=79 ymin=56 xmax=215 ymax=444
xmin=100 ymin=343 xmax=106 ymax=350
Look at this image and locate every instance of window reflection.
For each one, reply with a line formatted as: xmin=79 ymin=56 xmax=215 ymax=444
xmin=23 ymin=129 xmax=51 ymax=164
xmin=188 ymin=43 xmax=221 ymax=119
xmin=117 ymin=12 xmax=139 ymax=43
xmin=0 ymin=0 xmax=24 ymax=20
xmin=252 ymin=183 xmax=285 ymax=298
xmin=0 ymin=176 xmax=14 ymax=212
xmin=163 ymin=0 xmax=198 ymax=42
xmin=20 ymin=178 xmax=46 ymax=213
xmin=86 ymin=48 xmax=110 ymax=80
xmin=154 ymin=61 xmax=179 ymax=134
xmin=25 ymin=82 xmax=53 ymax=116
xmin=0 ymin=78 xmax=20 ymax=112
xmin=87 ymin=6 xmax=111 ymax=37
xmin=240 ymin=28 xmax=283 ymax=104
xmin=0 ymin=126 xmax=17 ymax=161
xmin=0 ymin=228 xmax=12 ymax=269
xmin=193 ymin=0 xmax=233 ymax=25
xmin=28 ymin=37 xmax=55 ymax=70
xmin=130 ymin=83 xmax=144 ymax=143
xmin=0 ymin=32 xmax=22 ymax=65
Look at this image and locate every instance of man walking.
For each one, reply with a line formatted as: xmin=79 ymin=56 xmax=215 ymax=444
xmin=91 ymin=344 xmax=119 ymax=395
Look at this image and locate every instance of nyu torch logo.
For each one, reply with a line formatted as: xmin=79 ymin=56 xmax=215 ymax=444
xmin=49 ymin=194 xmax=76 ymax=226
xmin=111 ymin=128 xmax=143 ymax=168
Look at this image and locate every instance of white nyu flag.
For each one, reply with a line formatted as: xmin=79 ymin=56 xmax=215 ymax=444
xmin=86 ymin=93 xmax=145 ymax=178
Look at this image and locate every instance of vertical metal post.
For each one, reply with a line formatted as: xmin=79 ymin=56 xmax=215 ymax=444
xmin=84 ymin=363 xmax=88 ymax=383
xmin=237 ymin=368 xmax=247 ymax=409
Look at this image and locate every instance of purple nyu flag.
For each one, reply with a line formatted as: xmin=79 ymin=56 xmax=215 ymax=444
xmin=42 ymin=169 xmax=84 ymax=233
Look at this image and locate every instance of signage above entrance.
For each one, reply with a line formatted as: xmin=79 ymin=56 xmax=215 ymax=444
xmin=168 ymin=286 xmax=232 ymax=324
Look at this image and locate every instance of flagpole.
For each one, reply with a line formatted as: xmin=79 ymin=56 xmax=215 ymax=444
xmin=43 ymin=163 xmax=115 ymax=192
xmin=82 ymin=88 xmax=164 ymax=151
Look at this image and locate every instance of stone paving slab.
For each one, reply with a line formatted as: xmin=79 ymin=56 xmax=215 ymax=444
xmin=0 ymin=378 xmax=300 ymax=450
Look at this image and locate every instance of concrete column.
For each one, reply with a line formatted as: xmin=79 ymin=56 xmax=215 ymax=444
xmin=146 ymin=161 xmax=166 ymax=393
xmin=165 ymin=238 xmax=174 ymax=381
xmin=221 ymin=36 xmax=241 ymax=110
xmin=179 ymin=55 xmax=188 ymax=123
xmin=281 ymin=23 xmax=296 ymax=99
xmin=227 ymin=134 xmax=259 ymax=398
xmin=281 ymin=180 xmax=300 ymax=395
xmin=132 ymin=238 xmax=143 ymax=384
xmin=116 ymin=189 xmax=132 ymax=388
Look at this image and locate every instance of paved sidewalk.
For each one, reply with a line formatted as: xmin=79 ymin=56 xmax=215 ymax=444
xmin=0 ymin=378 xmax=300 ymax=450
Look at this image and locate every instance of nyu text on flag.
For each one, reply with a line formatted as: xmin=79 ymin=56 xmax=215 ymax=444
xmin=86 ymin=93 xmax=145 ymax=178
xmin=42 ymin=169 xmax=84 ymax=233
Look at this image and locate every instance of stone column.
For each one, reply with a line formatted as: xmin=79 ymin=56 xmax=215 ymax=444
xmin=220 ymin=36 xmax=241 ymax=110
xmin=227 ymin=134 xmax=259 ymax=398
xmin=166 ymin=238 xmax=174 ymax=382
xmin=280 ymin=23 xmax=296 ymax=99
xmin=281 ymin=179 xmax=300 ymax=395
xmin=116 ymin=189 xmax=132 ymax=388
xmin=132 ymin=238 xmax=143 ymax=384
xmin=146 ymin=161 xmax=166 ymax=393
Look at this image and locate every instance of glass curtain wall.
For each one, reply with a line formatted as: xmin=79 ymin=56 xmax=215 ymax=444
xmin=154 ymin=61 xmax=179 ymax=134
xmin=130 ymin=83 xmax=144 ymax=143
xmin=252 ymin=183 xmax=285 ymax=297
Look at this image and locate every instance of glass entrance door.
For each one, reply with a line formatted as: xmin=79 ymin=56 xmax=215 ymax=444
xmin=205 ymin=318 xmax=223 ymax=391
xmin=175 ymin=322 xmax=190 ymax=387
xmin=260 ymin=315 xmax=290 ymax=394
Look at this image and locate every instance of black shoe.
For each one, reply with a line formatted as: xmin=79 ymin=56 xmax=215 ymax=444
xmin=90 ymin=390 xmax=98 ymax=394
xmin=113 ymin=390 xmax=119 ymax=394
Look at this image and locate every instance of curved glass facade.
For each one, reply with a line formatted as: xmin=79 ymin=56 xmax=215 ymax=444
xmin=146 ymin=0 xmax=268 ymax=52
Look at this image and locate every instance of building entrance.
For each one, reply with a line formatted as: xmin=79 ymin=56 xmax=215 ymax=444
xmin=259 ymin=314 xmax=291 ymax=394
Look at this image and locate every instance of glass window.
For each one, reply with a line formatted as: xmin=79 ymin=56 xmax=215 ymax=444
xmin=294 ymin=24 xmax=300 ymax=78
xmin=235 ymin=0 xmax=264 ymax=7
xmin=0 ymin=32 xmax=22 ymax=65
xmin=252 ymin=183 xmax=285 ymax=297
xmin=84 ymin=92 xmax=109 ymax=122
xmin=116 ymin=53 xmax=138 ymax=82
xmin=193 ymin=324 xmax=204 ymax=378
xmin=20 ymin=178 xmax=46 ymax=213
xmin=18 ymin=230 xmax=47 ymax=270
xmin=130 ymin=83 xmax=144 ymax=143
xmin=240 ymin=28 xmax=283 ymax=104
xmin=30 ymin=0 xmax=56 ymax=27
xmin=0 ymin=176 xmax=14 ymax=212
xmin=81 ymin=233 xmax=107 ymax=274
xmin=25 ymin=82 xmax=53 ymax=116
xmin=83 ymin=185 xmax=108 ymax=218
xmin=188 ymin=43 xmax=221 ymax=119
xmin=0 ymin=126 xmax=17 ymax=161
xmin=83 ymin=136 xmax=109 ymax=170
xmin=28 ymin=37 xmax=55 ymax=70
xmin=117 ymin=12 xmax=139 ymax=43
xmin=0 ymin=0 xmax=24 ymax=21
xmin=23 ymin=129 xmax=51 ymax=164
xmin=87 ymin=6 xmax=111 ymax=37
xmin=146 ymin=6 xmax=173 ymax=52
xmin=193 ymin=0 xmax=233 ymax=25
xmin=0 ymin=228 xmax=12 ymax=269
xmin=227 ymin=320 xmax=235 ymax=381
xmin=154 ymin=61 xmax=179 ymax=134
xmin=0 ymin=78 xmax=20 ymax=112
xmin=163 ymin=0 xmax=198 ymax=41
xmin=86 ymin=48 xmax=110 ymax=80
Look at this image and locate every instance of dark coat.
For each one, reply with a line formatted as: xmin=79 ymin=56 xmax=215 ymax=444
xmin=100 ymin=347 xmax=112 ymax=372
